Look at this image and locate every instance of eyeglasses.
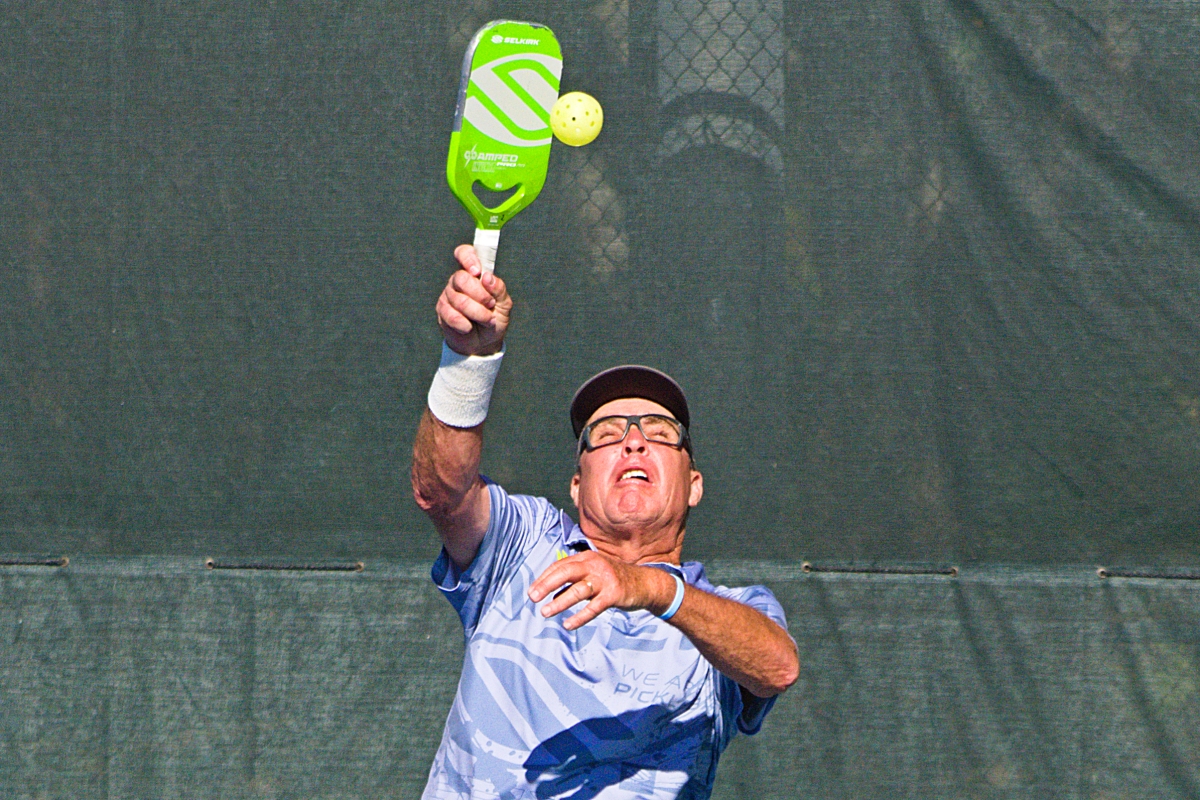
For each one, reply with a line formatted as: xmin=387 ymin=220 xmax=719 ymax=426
xmin=578 ymin=414 xmax=690 ymax=454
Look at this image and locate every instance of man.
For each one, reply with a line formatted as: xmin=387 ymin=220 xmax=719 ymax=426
xmin=411 ymin=244 xmax=799 ymax=799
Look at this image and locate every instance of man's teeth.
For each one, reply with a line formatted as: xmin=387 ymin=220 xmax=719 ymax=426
xmin=620 ymin=469 xmax=648 ymax=481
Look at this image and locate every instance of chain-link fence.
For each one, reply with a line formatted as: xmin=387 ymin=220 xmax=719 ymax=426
xmin=1 ymin=0 xmax=1198 ymax=566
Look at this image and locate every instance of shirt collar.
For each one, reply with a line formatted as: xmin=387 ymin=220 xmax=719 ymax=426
xmin=562 ymin=512 xmax=594 ymax=552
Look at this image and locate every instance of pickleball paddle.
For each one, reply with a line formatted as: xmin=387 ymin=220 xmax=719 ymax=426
xmin=446 ymin=20 xmax=563 ymax=272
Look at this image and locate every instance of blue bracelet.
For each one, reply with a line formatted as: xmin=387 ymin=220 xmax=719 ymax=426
xmin=659 ymin=573 xmax=686 ymax=621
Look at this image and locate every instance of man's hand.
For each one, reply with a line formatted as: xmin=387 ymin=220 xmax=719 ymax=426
xmin=437 ymin=245 xmax=512 ymax=356
xmin=528 ymin=551 xmax=677 ymax=631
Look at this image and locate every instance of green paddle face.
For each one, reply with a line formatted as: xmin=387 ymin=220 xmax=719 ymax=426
xmin=446 ymin=21 xmax=562 ymax=231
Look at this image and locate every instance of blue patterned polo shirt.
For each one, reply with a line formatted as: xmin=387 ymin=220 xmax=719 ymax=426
xmin=423 ymin=480 xmax=789 ymax=799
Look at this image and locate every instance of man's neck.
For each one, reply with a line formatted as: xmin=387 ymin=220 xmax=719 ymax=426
xmin=578 ymin=518 xmax=685 ymax=565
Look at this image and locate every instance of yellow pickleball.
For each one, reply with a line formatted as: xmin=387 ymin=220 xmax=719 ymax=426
xmin=550 ymin=92 xmax=603 ymax=147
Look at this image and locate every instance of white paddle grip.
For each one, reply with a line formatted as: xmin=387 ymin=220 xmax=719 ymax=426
xmin=473 ymin=228 xmax=500 ymax=273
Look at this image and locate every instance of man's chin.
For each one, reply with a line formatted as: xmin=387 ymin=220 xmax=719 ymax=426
xmin=605 ymin=499 xmax=667 ymax=531
xmin=614 ymin=484 xmax=661 ymax=516
xmin=577 ymin=488 xmax=678 ymax=536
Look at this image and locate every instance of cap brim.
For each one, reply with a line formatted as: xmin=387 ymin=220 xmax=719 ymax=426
xmin=570 ymin=365 xmax=690 ymax=438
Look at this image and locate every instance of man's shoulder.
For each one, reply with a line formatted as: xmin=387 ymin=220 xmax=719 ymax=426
xmin=484 ymin=478 xmax=571 ymax=534
xmin=433 ymin=483 xmax=576 ymax=631
xmin=482 ymin=479 xmax=583 ymax=564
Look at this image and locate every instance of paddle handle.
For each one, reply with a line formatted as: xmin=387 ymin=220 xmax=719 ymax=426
xmin=474 ymin=228 xmax=500 ymax=274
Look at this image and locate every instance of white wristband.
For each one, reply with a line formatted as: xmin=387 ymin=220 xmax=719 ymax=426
xmin=427 ymin=342 xmax=504 ymax=428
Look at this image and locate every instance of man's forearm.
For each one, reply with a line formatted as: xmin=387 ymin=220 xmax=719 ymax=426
xmin=411 ymin=408 xmax=490 ymax=567
xmin=665 ymin=578 xmax=799 ymax=698
xmin=529 ymin=553 xmax=799 ymax=698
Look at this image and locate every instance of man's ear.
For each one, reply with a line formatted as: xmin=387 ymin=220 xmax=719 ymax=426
xmin=688 ymin=468 xmax=704 ymax=508
xmin=569 ymin=470 xmax=581 ymax=507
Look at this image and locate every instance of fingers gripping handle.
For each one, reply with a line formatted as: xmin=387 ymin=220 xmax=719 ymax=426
xmin=474 ymin=228 xmax=500 ymax=273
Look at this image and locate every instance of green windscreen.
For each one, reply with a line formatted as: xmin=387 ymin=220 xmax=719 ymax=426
xmin=2 ymin=2 xmax=1199 ymax=797
xmin=1 ymin=560 xmax=1198 ymax=798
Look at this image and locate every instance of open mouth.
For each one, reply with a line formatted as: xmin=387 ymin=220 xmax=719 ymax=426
xmin=619 ymin=469 xmax=649 ymax=482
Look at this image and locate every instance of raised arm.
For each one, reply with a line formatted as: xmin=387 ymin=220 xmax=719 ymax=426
xmin=411 ymin=245 xmax=512 ymax=570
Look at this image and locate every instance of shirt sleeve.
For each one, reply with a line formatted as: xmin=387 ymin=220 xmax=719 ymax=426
xmin=709 ymin=583 xmax=792 ymax=736
xmin=430 ymin=479 xmax=561 ymax=639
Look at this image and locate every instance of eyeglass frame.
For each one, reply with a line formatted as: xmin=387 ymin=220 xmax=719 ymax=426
xmin=576 ymin=414 xmax=692 ymax=456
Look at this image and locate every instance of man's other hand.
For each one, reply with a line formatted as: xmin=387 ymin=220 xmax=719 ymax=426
xmin=437 ymin=245 xmax=512 ymax=356
xmin=527 ymin=551 xmax=678 ymax=630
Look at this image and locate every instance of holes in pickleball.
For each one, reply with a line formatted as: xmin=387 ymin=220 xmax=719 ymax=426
xmin=472 ymin=182 xmax=519 ymax=209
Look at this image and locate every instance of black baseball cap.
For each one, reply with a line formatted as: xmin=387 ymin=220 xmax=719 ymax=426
xmin=569 ymin=365 xmax=690 ymax=438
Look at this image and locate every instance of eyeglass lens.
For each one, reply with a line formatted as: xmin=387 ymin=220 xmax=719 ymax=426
xmin=585 ymin=415 xmax=683 ymax=449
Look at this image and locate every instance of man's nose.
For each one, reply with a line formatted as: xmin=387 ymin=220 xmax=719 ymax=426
xmin=623 ymin=425 xmax=648 ymax=452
